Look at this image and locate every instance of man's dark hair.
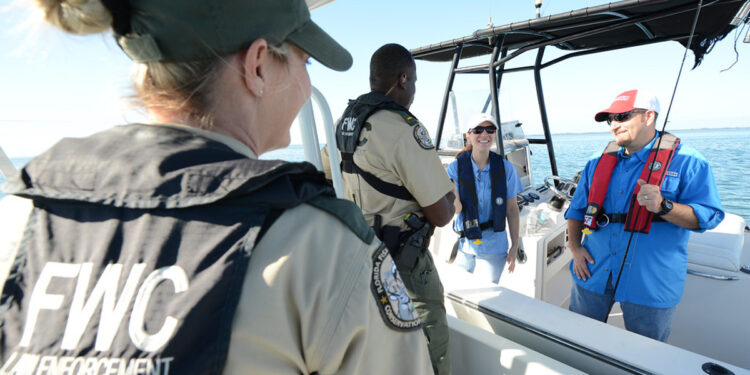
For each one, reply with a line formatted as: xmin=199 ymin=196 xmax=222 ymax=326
xmin=370 ymin=44 xmax=415 ymax=92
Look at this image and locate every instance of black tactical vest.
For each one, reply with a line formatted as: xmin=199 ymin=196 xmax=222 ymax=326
xmin=335 ymin=91 xmax=419 ymax=201
xmin=0 ymin=124 xmax=369 ymax=375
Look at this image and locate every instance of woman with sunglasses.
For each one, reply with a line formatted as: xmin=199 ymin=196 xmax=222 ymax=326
xmin=0 ymin=0 xmax=434 ymax=373
xmin=447 ymin=113 xmax=523 ymax=283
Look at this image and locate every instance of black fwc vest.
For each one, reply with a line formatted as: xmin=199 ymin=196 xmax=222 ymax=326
xmin=455 ymin=151 xmax=507 ymax=240
xmin=0 ymin=124 xmax=369 ymax=375
xmin=335 ymin=91 xmax=419 ymax=201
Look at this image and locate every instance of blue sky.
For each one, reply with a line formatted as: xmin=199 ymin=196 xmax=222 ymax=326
xmin=1 ymin=0 xmax=748 ymax=158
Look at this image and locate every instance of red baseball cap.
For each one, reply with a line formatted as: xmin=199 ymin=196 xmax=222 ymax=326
xmin=594 ymin=89 xmax=660 ymax=122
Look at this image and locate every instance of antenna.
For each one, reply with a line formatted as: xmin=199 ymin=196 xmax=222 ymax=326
xmin=450 ymin=91 xmax=461 ymax=136
xmin=535 ymin=0 xmax=542 ymax=18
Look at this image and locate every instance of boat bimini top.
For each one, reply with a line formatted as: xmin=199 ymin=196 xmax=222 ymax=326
xmin=410 ymin=0 xmax=750 ymax=176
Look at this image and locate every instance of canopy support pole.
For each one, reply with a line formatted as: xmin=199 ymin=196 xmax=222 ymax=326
xmin=435 ymin=45 xmax=464 ymax=150
xmin=533 ymin=47 xmax=558 ymax=177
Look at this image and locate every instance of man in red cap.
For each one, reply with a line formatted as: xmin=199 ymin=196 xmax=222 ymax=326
xmin=563 ymin=89 xmax=724 ymax=341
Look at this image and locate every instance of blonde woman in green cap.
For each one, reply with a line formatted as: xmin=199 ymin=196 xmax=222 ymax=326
xmin=0 ymin=0 xmax=434 ymax=374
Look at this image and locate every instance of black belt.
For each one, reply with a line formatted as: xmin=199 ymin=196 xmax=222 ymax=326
xmin=455 ymin=220 xmax=494 ymax=238
xmin=598 ymin=213 xmax=664 ymax=226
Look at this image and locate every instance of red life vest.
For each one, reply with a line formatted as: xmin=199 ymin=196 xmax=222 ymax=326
xmin=583 ymin=133 xmax=680 ymax=234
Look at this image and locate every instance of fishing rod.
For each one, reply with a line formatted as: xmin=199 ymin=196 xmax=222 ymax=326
xmin=604 ymin=0 xmax=704 ymax=322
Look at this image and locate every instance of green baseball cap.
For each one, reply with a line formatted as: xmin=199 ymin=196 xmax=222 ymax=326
xmin=117 ymin=0 xmax=352 ymax=71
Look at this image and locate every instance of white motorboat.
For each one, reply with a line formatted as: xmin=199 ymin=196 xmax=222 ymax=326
xmin=310 ymin=0 xmax=750 ymax=373
xmin=2 ymin=1 xmax=749 ymax=374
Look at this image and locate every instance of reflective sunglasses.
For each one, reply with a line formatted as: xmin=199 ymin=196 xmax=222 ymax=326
xmin=606 ymin=109 xmax=647 ymax=125
xmin=470 ymin=125 xmax=497 ymax=134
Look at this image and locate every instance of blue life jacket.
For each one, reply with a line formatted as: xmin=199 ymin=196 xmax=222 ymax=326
xmin=456 ymin=151 xmax=506 ymax=239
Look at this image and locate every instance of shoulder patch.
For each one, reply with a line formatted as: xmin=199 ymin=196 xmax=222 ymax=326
xmin=413 ymin=124 xmax=435 ymax=150
xmin=371 ymin=244 xmax=421 ymax=331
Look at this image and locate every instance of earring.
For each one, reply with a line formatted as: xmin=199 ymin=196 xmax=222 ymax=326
xmin=259 ymin=89 xmax=264 ymax=95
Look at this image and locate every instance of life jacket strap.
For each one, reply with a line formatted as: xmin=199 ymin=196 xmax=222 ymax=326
xmin=625 ymin=134 xmax=680 ymax=233
xmin=583 ymin=143 xmax=619 ymax=230
xmin=596 ymin=212 xmax=664 ymax=227
xmin=340 ymin=153 xmax=414 ymax=201
xmin=455 ymin=220 xmax=495 ymax=238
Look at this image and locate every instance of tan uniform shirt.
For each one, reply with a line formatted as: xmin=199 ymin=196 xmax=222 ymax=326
xmin=225 ymin=204 xmax=433 ymax=374
xmin=327 ymin=110 xmax=453 ymax=231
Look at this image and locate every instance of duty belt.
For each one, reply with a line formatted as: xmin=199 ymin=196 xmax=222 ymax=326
xmin=374 ymin=214 xmax=434 ymax=270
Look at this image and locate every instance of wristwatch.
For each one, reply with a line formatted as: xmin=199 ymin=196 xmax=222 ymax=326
xmin=657 ymin=198 xmax=674 ymax=216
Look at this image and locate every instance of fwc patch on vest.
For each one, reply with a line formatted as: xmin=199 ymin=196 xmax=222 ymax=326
xmin=370 ymin=244 xmax=421 ymax=331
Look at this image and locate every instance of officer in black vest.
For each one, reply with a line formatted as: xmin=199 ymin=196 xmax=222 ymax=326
xmin=330 ymin=43 xmax=456 ymax=375
xmin=0 ymin=1 xmax=434 ymax=374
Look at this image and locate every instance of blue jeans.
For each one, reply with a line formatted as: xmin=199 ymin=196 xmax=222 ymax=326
xmin=569 ymin=277 xmax=676 ymax=342
xmin=454 ymin=251 xmax=506 ymax=283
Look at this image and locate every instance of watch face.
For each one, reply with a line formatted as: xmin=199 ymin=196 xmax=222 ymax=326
xmin=663 ymin=199 xmax=674 ymax=210
xmin=659 ymin=199 xmax=674 ymax=215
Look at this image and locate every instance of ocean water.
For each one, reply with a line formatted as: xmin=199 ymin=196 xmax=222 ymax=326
xmin=3 ymin=127 xmax=749 ymax=224
xmin=525 ymin=128 xmax=750 ymax=224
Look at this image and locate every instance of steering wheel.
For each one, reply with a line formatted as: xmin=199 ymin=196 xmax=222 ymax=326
xmin=544 ymin=176 xmax=577 ymax=201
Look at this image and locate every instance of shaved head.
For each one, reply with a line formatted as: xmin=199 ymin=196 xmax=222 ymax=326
xmin=369 ymin=43 xmax=417 ymax=108
xmin=370 ymin=44 xmax=415 ymax=91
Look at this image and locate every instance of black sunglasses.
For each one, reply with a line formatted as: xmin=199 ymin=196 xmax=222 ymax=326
xmin=606 ymin=109 xmax=647 ymax=125
xmin=470 ymin=125 xmax=497 ymax=134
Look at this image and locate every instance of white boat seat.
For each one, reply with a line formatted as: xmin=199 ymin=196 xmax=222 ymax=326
xmin=686 ymin=213 xmax=745 ymax=272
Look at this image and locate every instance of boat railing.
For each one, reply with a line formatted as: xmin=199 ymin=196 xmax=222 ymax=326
xmin=296 ymin=86 xmax=344 ymax=198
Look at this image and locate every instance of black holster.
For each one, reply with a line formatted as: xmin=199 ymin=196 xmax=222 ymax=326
xmin=375 ymin=214 xmax=434 ymax=271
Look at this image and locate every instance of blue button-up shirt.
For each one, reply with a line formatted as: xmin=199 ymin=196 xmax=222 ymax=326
xmin=565 ymin=133 xmax=724 ymax=308
xmin=447 ymin=155 xmax=523 ymax=255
